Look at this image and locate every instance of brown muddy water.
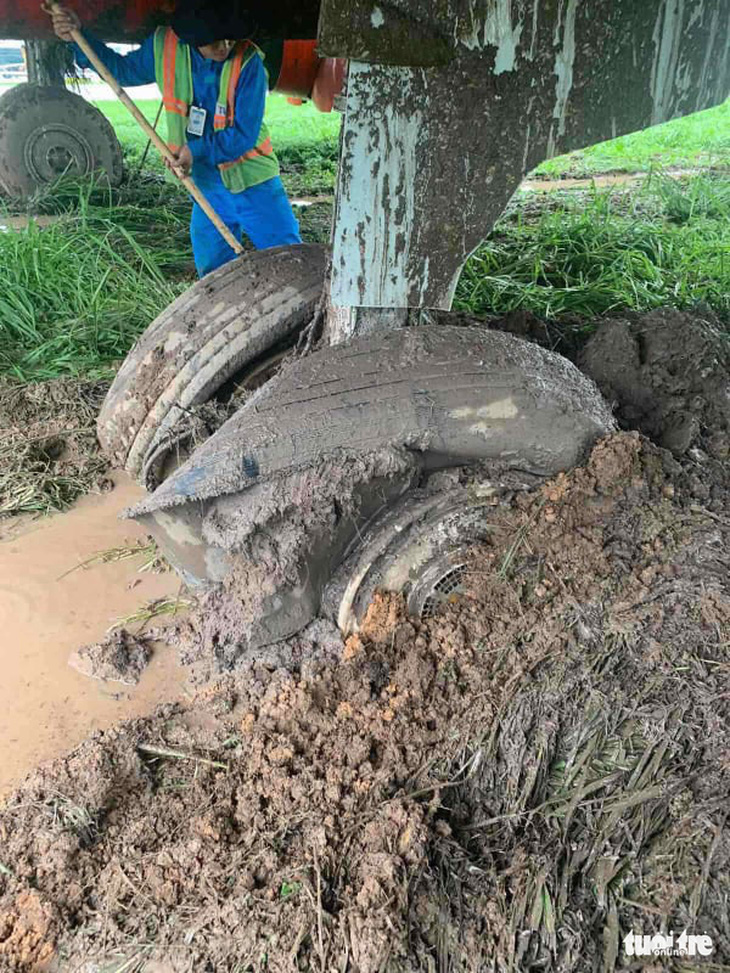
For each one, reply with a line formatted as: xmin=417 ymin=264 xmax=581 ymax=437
xmin=0 ymin=475 xmax=185 ymax=798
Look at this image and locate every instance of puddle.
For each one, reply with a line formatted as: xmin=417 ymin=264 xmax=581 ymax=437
xmin=522 ymin=173 xmax=647 ymax=192
xmin=286 ymin=171 xmax=708 ymax=211
xmin=0 ymin=474 xmax=186 ymax=798
xmin=0 ymin=214 xmax=64 ymax=233
xmin=521 ymin=167 xmax=704 ymax=192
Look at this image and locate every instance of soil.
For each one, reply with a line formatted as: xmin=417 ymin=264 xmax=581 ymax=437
xmin=0 ymin=377 xmax=111 ymax=518
xmin=0 ymin=307 xmax=728 ymax=971
xmin=520 ymin=167 xmax=714 ymax=192
xmin=68 ymin=630 xmax=154 ymax=687
xmin=0 ymin=474 xmax=186 ymax=798
xmin=0 ymin=429 xmax=728 ymax=971
xmin=578 ymin=307 xmax=729 ymax=461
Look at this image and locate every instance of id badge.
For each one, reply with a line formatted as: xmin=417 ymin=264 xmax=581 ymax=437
xmin=187 ymin=106 xmax=207 ymax=137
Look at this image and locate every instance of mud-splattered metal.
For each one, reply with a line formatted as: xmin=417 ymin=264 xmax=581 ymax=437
xmin=318 ymin=0 xmax=730 ymax=315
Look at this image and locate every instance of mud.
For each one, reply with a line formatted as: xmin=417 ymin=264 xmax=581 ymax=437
xmin=142 ymin=316 xmax=616 ymax=658
xmin=139 ymin=310 xmax=729 ymax=676
xmin=0 ymin=308 xmax=728 ymax=970
xmin=0 ymin=376 xmax=110 ymax=518
xmin=0 ymin=476 xmax=185 ymax=797
xmin=579 ymin=307 xmax=729 ymax=460
xmin=181 ymin=449 xmax=419 ymax=678
xmin=68 ymin=630 xmax=153 ymax=686
xmin=131 ymin=324 xmax=614 ymax=517
xmin=520 ymin=167 xmax=712 ymax=193
xmin=0 ymin=431 xmax=728 ymax=971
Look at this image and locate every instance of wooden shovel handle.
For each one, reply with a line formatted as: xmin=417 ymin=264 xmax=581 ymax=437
xmin=45 ymin=2 xmax=244 ymax=255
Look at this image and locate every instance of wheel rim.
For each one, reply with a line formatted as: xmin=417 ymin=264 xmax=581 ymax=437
xmin=24 ymin=123 xmax=94 ymax=183
xmin=326 ymin=480 xmax=500 ymax=634
xmin=324 ymin=465 xmax=547 ymax=634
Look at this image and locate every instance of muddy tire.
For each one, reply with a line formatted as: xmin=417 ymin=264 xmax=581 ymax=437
xmin=0 ymin=84 xmax=123 ymax=198
xmin=131 ymin=326 xmax=615 ymax=653
xmin=133 ymin=324 xmax=616 ymax=521
xmin=98 ymin=244 xmax=327 ymax=484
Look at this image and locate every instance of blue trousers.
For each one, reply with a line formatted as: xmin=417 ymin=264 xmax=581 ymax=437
xmin=191 ymin=175 xmax=302 ymax=277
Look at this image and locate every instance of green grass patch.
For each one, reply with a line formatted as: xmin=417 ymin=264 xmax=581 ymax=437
xmin=533 ymin=99 xmax=730 ymax=178
xmin=264 ymin=95 xmax=340 ymax=195
xmin=3 ymin=172 xmax=726 ymax=384
xmin=455 ymin=173 xmax=730 ymax=324
xmin=97 ymin=93 xmax=729 ymax=194
xmin=2 ymin=112 xmax=727 ymax=385
xmin=91 ymin=98 xmax=163 ymax=163
xmin=27 ymin=172 xmax=193 ymax=271
xmin=0 ymin=192 xmax=186 ymax=382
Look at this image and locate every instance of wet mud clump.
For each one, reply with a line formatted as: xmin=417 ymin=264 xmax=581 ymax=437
xmin=1 ymin=432 xmax=728 ymax=971
xmin=181 ymin=448 xmax=420 ymax=679
xmin=579 ymin=306 xmax=729 ymax=459
xmin=0 ymin=377 xmax=110 ymax=518
xmin=68 ymin=629 xmax=153 ymax=686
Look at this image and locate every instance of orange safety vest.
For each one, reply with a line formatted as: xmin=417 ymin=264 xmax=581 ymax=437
xmin=153 ymin=27 xmax=280 ymax=193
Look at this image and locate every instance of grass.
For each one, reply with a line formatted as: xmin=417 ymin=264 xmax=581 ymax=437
xmin=0 ymin=186 xmax=187 ymax=382
xmin=2 ymin=172 xmax=727 ymax=386
xmin=0 ymin=91 xmax=727 ymax=386
xmin=0 ymin=376 xmax=109 ymax=517
xmin=59 ymin=539 xmax=166 ymax=578
xmin=98 ymin=93 xmax=729 ymax=189
xmin=455 ymin=173 xmax=730 ymax=324
xmin=0 ymin=95 xmax=338 ymax=384
xmin=27 ymin=169 xmax=193 ymax=267
xmin=110 ymin=594 xmax=194 ymax=632
xmin=533 ymin=98 xmax=730 ymax=177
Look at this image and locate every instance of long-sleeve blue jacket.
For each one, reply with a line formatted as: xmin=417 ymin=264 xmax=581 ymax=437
xmin=72 ymin=32 xmax=268 ymax=191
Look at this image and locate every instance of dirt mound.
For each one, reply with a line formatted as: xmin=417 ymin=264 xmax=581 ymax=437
xmin=1 ymin=432 xmax=728 ymax=971
xmin=0 ymin=377 xmax=110 ymax=518
xmin=68 ymin=630 xmax=153 ymax=686
xmin=580 ymin=307 xmax=729 ymax=459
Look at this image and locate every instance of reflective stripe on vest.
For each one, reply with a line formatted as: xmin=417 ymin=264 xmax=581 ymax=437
xmin=219 ymin=136 xmax=274 ymax=170
xmin=213 ymin=41 xmax=254 ymax=130
xmin=152 ymin=28 xmax=279 ymax=192
xmin=163 ymin=29 xmax=189 ymax=116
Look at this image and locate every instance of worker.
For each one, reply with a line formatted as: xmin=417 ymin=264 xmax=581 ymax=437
xmin=49 ymin=2 xmax=302 ymax=278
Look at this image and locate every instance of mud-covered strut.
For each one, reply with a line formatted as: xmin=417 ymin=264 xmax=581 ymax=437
xmin=318 ymin=0 xmax=730 ymax=343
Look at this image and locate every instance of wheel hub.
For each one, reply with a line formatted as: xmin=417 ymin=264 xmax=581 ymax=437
xmin=24 ymin=124 xmax=93 ymax=182
xmin=414 ymin=560 xmax=469 ymax=621
xmin=322 ymin=472 xmax=528 ymax=634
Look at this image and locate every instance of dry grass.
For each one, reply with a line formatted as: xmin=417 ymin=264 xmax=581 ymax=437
xmin=59 ymin=539 xmax=167 ymax=579
xmin=109 ymin=593 xmax=194 ymax=633
xmin=0 ymin=376 xmax=109 ymax=518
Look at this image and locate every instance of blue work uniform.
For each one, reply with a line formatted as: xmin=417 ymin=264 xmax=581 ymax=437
xmin=72 ymin=33 xmax=302 ymax=277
